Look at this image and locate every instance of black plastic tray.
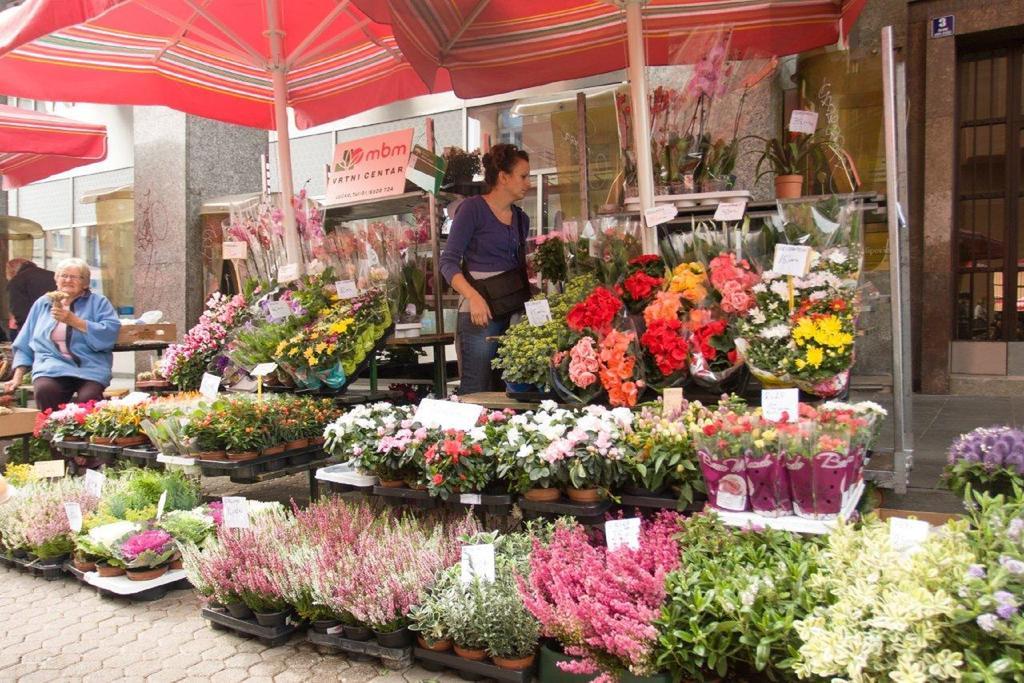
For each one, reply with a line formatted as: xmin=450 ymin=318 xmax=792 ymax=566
xmin=307 ymin=630 xmax=412 ymax=670
xmin=6 ymin=553 xmax=66 ymax=580
xmin=200 ymin=607 xmax=300 ymax=647
xmin=413 ymin=647 xmax=534 ymax=682
xmin=121 ymin=447 xmax=166 ymax=470
xmin=63 ymin=562 xmax=188 ymax=601
xmin=196 ymin=445 xmax=326 ymax=481
xmin=519 ymin=497 xmax=612 ymax=525
xmin=372 ymin=485 xmax=439 ymax=510
xmin=444 ymin=492 xmax=515 ymax=516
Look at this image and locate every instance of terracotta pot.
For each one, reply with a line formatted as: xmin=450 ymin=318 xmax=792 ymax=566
xmin=96 ymin=563 xmax=125 ymax=578
xmin=774 ymin=174 xmax=804 ymax=199
xmin=309 ymin=436 xmax=326 ymax=446
xmin=416 ymin=636 xmax=452 ymax=652
xmin=169 ymin=557 xmax=184 ymax=570
xmin=226 ymin=450 xmax=259 ymax=461
xmin=565 ymin=487 xmax=603 ymax=503
xmin=196 ymin=450 xmax=227 ymax=461
xmin=493 ymin=652 xmax=536 ymax=671
xmin=523 ymin=487 xmax=561 ymax=502
xmin=262 ymin=444 xmax=285 ymax=456
xmin=73 ymin=559 xmax=97 ymax=573
xmin=378 ymin=479 xmax=406 ymax=488
xmin=453 ymin=645 xmax=488 ymax=661
xmin=90 ymin=436 xmax=114 ymax=445
xmin=285 ymin=438 xmax=309 ymax=451
xmin=126 ymin=565 xmax=168 ymax=582
xmin=114 ymin=435 xmax=148 ymax=447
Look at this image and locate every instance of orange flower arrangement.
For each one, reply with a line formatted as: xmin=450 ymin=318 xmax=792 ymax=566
xmin=598 ymin=329 xmax=642 ymax=407
xmin=644 ymin=291 xmax=683 ymax=326
xmin=667 ymin=262 xmax=709 ymax=305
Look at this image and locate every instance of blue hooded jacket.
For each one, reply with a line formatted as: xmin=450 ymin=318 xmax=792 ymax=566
xmin=12 ymin=290 xmax=122 ymax=386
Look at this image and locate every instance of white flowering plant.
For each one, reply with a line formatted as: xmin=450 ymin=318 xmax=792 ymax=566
xmin=495 ymin=401 xmax=576 ymax=492
xmin=323 ymin=402 xmax=423 ymax=480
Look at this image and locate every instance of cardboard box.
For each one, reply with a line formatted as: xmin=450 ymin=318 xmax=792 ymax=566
xmin=875 ymin=508 xmax=963 ymax=527
xmin=0 ymin=407 xmax=39 ymax=439
xmin=117 ymin=323 xmax=177 ymax=345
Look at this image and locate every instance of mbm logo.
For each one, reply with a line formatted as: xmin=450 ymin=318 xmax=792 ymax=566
xmin=334 ymin=147 xmax=364 ymax=172
xmin=365 ymin=140 xmax=408 ymax=162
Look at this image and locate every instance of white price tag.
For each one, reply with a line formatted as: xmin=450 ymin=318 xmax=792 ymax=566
xmin=199 ymin=373 xmax=221 ymax=401
xmin=156 ymin=454 xmax=196 ymax=466
xmin=761 ymin=388 xmax=800 ymax=423
xmin=772 ymin=244 xmax=813 ymax=277
xmin=788 ymin=109 xmax=819 ymax=135
xmin=84 ymin=469 xmax=105 ymax=498
xmin=459 ymin=493 xmax=483 ymax=506
xmin=605 ymin=518 xmax=641 ymax=552
xmin=889 ymin=517 xmax=930 ymax=553
xmin=222 ymin=496 xmax=250 ymax=529
xmin=524 ymin=299 xmax=552 ymax=326
xmin=266 ymin=300 xmax=292 ymax=321
xmin=156 ymin=491 xmax=167 ymax=520
xmin=643 ymin=204 xmax=678 ymax=228
xmin=414 ymin=398 xmax=484 ymax=432
xmin=277 ymin=263 xmax=299 ymax=283
xmin=713 ymin=201 xmax=747 ymax=222
xmin=662 ymin=387 xmax=684 ymax=416
xmin=221 ymin=241 xmax=248 ymax=260
xmin=460 ymin=544 xmax=496 ymax=584
xmin=32 ymin=459 xmax=65 ymax=479
xmin=335 ymin=280 xmax=359 ymax=300
xmin=64 ymin=502 xmax=83 ymax=534
xmin=251 ymin=362 xmax=278 ymax=378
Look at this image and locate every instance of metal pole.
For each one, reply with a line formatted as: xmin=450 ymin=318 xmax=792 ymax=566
xmin=624 ymin=0 xmax=657 ymax=254
xmin=881 ymin=25 xmax=913 ymax=493
xmin=426 ymin=118 xmax=444 ymax=335
xmin=267 ymin=0 xmax=303 ymax=273
xmin=577 ymin=92 xmax=590 ymax=223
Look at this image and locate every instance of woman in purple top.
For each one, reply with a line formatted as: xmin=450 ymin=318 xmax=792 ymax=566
xmin=440 ymin=144 xmax=531 ymax=393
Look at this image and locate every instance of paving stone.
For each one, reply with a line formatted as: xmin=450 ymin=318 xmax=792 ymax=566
xmin=145 ymin=668 xmax=186 ymax=683
xmin=183 ymin=658 xmax=225 ymax=677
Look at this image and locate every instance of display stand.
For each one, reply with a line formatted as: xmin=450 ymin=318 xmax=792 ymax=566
xmin=519 ymin=498 xmax=612 ymax=526
xmin=2 ymin=552 xmax=65 ymax=580
xmin=709 ymin=481 xmax=865 ymax=535
xmin=64 ymin=562 xmax=189 ymax=601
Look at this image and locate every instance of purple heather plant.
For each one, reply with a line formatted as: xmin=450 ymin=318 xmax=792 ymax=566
xmin=945 ymin=426 xmax=1024 ymax=498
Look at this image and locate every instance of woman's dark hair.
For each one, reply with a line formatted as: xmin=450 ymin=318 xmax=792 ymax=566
xmin=482 ymin=143 xmax=529 ymax=189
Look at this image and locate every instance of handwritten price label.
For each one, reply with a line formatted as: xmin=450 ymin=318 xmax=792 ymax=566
xmin=277 ymin=263 xmax=299 ymax=283
xmin=788 ymin=110 xmax=819 ymax=135
xmin=662 ymin=387 xmax=684 ymax=417
xmin=524 ymin=299 xmax=552 ymax=326
xmin=772 ymin=244 xmax=813 ymax=277
xmin=266 ymin=300 xmax=292 ymax=321
xmin=199 ymin=373 xmax=221 ymax=401
xmin=84 ymin=469 xmax=105 ymax=498
xmin=222 ymin=241 xmax=248 ymax=260
xmin=32 ymin=459 xmax=65 ymax=479
xmin=605 ymin=518 xmax=641 ymax=552
xmin=335 ymin=280 xmax=359 ymax=300
xmin=644 ymin=204 xmax=678 ymax=228
xmin=713 ymin=201 xmax=746 ymax=222
xmin=222 ymin=497 xmax=250 ymax=529
xmin=460 ymin=544 xmax=496 ymax=584
xmin=414 ymin=399 xmax=484 ymax=431
xmin=761 ymin=388 xmax=800 ymax=423
xmin=251 ymin=363 xmax=278 ymax=378
xmin=64 ymin=502 xmax=83 ymax=533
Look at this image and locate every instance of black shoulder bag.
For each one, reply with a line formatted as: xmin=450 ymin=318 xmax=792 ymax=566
xmin=462 ymin=207 xmax=530 ymax=318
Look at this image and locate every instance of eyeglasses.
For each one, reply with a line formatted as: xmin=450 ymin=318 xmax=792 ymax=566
xmin=56 ymin=274 xmax=85 ymax=281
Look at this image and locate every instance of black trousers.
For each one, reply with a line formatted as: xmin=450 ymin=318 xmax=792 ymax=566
xmin=33 ymin=376 xmax=106 ymax=412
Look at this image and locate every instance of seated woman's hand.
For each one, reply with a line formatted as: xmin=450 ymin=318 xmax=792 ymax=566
xmin=1 ymin=379 xmax=19 ymax=395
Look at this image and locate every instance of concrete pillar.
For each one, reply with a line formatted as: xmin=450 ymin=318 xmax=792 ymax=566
xmin=132 ymin=108 xmax=267 ymax=369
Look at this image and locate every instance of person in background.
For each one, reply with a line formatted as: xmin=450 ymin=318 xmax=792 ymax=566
xmin=6 ymin=258 xmax=56 ymax=340
xmin=440 ymin=143 xmax=532 ymax=393
xmin=2 ymin=257 xmax=120 ymax=411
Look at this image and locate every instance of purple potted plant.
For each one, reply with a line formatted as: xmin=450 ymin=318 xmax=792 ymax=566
xmin=116 ymin=528 xmax=177 ymax=581
xmin=945 ymin=426 xmax=1024 ymax=499
xmin=694 ymin=424 xmax=749 ymax=512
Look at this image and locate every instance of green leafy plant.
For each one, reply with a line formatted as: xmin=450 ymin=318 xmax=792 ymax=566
xmin=752 ymin=133 xmax=826 ymax=180
xmin=481 ymin=578 xmax=540 ymax=659
xmin=158 ymin=510 xmax=215 ymax=547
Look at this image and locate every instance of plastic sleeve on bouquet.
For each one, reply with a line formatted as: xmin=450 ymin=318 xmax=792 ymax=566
xmin=733 ymin=337 xmax=793 ymax=388
xmin=792 ymin=368 xmax=851 ymax=400
xmin=688 ymin=347 xmax=745 ymax=392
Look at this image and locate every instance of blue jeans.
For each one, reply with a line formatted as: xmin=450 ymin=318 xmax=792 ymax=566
xmin=457 ymin=312 xmax=512 ymax=394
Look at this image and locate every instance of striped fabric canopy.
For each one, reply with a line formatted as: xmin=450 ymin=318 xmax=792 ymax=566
xmin=0 ymin=103 xmax=107 ymax=189
xmin=0 ymin=0 xmax=446 ymax=130
xmin=354 ymin=0 xmax=867 ymax=99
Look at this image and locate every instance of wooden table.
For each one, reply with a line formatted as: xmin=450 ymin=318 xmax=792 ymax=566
xmin=370 ymin=333 xmax=455 ymax=397
xmin=0 ymin=407 xmax=39 ymax=458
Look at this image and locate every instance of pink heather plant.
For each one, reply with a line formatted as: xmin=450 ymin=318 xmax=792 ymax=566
xmin=3 ymin=480 xmax=101 ymax=559
xmin=518 ymin=512 xmax=682 ymax=681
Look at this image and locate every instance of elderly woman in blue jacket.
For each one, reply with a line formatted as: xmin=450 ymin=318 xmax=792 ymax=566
xmin=2 ymin=257 xmax=121 ymax=411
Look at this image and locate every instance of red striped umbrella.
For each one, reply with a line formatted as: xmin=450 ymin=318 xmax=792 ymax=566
xmin=0 ymin=103 xmax=107 ymax=189
xmin=354 ymin=0 xmax=866 ymax=99
xmin=0 ymin=0 xmax=446 ymax=266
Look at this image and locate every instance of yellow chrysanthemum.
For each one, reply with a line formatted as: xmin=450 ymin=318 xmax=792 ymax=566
xmin=805 ymin=346 xmax=824 ymax=368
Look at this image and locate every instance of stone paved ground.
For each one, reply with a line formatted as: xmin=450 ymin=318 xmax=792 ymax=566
xmin=0 ymin=566 xmax=463 ymax=683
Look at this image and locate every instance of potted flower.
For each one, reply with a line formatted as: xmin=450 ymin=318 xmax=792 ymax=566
xmin=422 ymin=429 xmax=492 ymax=500
xmin=76 ymin=520 xmax=139 ymax=576
xmin=616 ymin=255 xmax=665 ymax=316
xmin=116 ymin=528 xmax=177 ymax=581
xmin=497 ymin=404 xmax=573 ymax=502
xmin=482 ymin=579 xmax=540 ymax=671
xmin=441 ymin=146 xmax=482 ymax=192
xmin=742 ymin=414 xmax=792 ymax=518
xmin=692 ymin=411 xmax=753 ymax=512
xmin=446 ymin=580 xmax=491 ymax=661
xmin=625 ymin=404 xmax=703 ymax=504
xmin=752 ymin=132 xmax=825 ymax=199
xmin=408 ymin=594 xmax=452 ymax=651
xmin=158 ymin=510 xmax=215 ymax=552
xmin=547 ymin=405 xmax=634 ymax=502
xmin=183 ymin=409 xmax=227 ymax=460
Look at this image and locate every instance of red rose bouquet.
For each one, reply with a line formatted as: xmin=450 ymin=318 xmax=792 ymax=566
xmin=689 ymin=313 xmax=744 ymax=390
xmin=617 ymin=255 xmax=666 ymax=314
xmin=566 ymin=287 xmax=623 ymax=335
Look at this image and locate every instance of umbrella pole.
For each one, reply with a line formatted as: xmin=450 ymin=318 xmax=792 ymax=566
xmin=624 ymin=0 xmax=657 ymax=254
xmin=267 ymin=0 xmax=303 ymax=274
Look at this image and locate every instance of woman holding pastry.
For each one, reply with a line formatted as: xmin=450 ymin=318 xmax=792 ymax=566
xmin=2 ymin=258 xmax=121 ymax=410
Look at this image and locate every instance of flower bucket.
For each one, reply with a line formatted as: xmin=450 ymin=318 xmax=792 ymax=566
xmin=697 ymin=449 xmax=748 ymax=512
xmin=785 ymin=450 xmax=853 ymax=520
xmin=743 ymin=449 xmax=792 ymax=517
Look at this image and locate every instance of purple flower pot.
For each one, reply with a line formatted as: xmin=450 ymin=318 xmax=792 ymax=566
xmin=786 ymin=451 xmax=852 ymax=520
xmin=698 ymin=449 xmax=748 ymax=512
xmin=744 ymin=450 xmax=792 ymax=517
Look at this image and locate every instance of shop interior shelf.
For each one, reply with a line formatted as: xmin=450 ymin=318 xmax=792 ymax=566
xmin=604 ymin=191 xmax=885 ymax=223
